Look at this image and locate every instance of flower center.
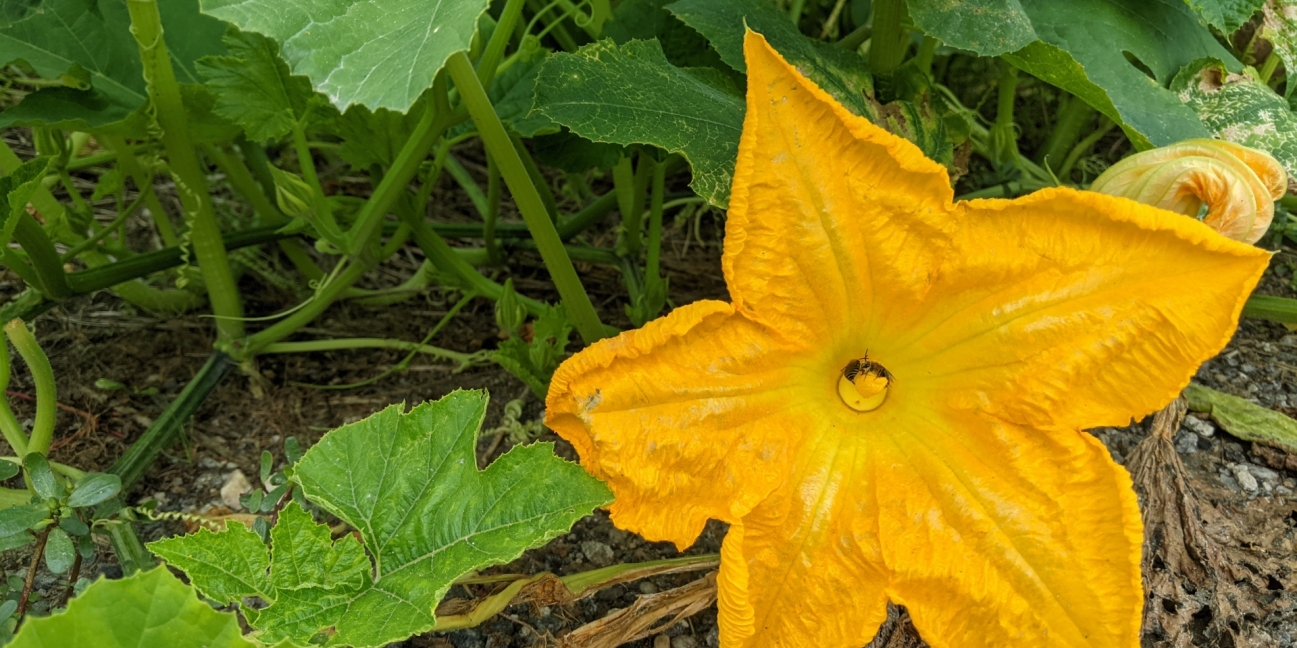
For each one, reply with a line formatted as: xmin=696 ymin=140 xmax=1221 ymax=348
xmin=837 ymin=355 xmax=891 ymax=412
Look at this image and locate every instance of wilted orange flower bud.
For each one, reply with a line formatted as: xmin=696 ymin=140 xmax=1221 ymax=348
xmin=1090 ymin=139 xmax=1286 ymax=244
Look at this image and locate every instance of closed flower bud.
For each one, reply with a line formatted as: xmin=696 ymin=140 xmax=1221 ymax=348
xmin=270 ymin=166 xmax=315 ymax=219
xmin=1090 ymin=139 xmax=1286 ymax=244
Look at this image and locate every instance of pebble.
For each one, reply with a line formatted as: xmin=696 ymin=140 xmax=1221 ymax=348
xmin=640 ymin=581 xmax=659 ymax=594
xmin=705 ymin=626 xmax=720 ymax=648
xmin=654 ymin=635 xmax=671 ymax=648
xmin=198 ymin=457 xmax=222 ymax=469
xmin=1248 ymin=464 xmax=1281 ymax=483
xmin=672 ymin=636 xmax=700 ymax=648
xmin=220 ymin=470 xmax=253 ymax=509
xmin=1230 ymin=464 xmax=1259 ymax=492
xmin=1183 ymin=416 xmax=1215 ymax=438
xmin=1277 ymin=486 xmax=1293 ymax=497
xmin=1174 ymin=432 xmax=1198 ymax=455
xmin=581 ymin=540 xmax=615 ymax=567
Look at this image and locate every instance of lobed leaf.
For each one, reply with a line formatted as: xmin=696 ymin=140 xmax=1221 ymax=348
xmin=1173 ymin=58 xmax=1297 ymax=179
xmin=534 ymin=39 xmax=743 ymax=206
xmin=669 ymin=0 xmax=875 ymax=117
xmin=195 ymin=28 xmax=317 ymax=143
xmin=153 ymin=390 xmax=610 ymax=647
xmin=0 ymin=0 xmax=226 ymax=133
xmin=911 ymin=0 xmax=1239 ymax=149
xmin=1263 ymin=0 xmax=1297 ymax=106
xmin=9 ymin=568 xmax=253 ymax=648
xmin=1181 ymin=0 xmax=1266 ymax=33
xmin=200 ymin=0 xmax=489 ymax=112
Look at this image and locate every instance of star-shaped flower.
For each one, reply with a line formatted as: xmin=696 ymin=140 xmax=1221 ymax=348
xmin=546 ymin=32 xmax=1269 ymax=648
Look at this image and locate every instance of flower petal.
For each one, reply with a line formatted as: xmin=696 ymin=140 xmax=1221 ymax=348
xmin=713 ymin=403 xmax=1141 ymax=647
xmin=546 ymin=300 xmax=811 ymax=548
xmin=878 ymin=412 xmax=1143 ymax=647
xmin=890 ymin=189 xmax=1269 ymax=430
xmin=716 ymin=433 xmax=889 ymax=648
xmin=725 ymin=31 xmax=954 ymax=345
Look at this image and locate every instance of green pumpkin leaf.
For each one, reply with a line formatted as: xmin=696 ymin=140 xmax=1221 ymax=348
xmin=1262 ymin=0 xmax=1297 ymax=107
xmin=669 ymin=0 xmax=875 ymax=118
xmin=604 ymin=0 xmax=727 ymax=69
xmin=149 ymin=522 xmax=272 ymax=605
xmin=909 ymin=0 xmax=1238 ymax=149
xmin=154 ymin=390 xmax=610 ymax=647
xmin=9 ymin=568 xmax=254 ymax=648
xmin=333 ymin=103 xmax=426 ymax=170
xmin=200 ymin=0 xmax=489 ymax=112
xmin=534 ymin=39 xmax=743 ymax=206
xmin=1172 ymin=58 xmax=1297 ymax=179
xmin=1181 ymin=0 xmax=1265 ymax=33
xmin=195 ymin=28 xmax=318 ymax=143
xmin=0 ymin=0 xmax=226 ymax=133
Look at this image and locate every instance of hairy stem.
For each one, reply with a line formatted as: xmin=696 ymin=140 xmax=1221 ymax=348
xmin=446 ymin=51 xmax=606 ymax=343
xmin=127 ymin=0 xmax=244 ymax=341
xmin=868 ymin=0 xmax=907 ymax=78
xmin=4 ymin=319 xmax=55 ymax=456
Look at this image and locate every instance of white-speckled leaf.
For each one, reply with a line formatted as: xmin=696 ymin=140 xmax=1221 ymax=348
xmin=1263 ymin=0 xmax=1297 ymax=106
xmin=1174 ymin=58 xmax=1297 ymax=179
xmin=199 ymin=0 xmax=488 ymax=112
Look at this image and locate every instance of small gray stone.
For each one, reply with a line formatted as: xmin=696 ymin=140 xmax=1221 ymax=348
xmin=1248 ymin=464 xmax=1281 ymax=483
xmin=1183 ymin=416 xmax=1215 ymax=438
xmin=1174 ymin=432 xmax=1198 ymax=455
xmin=672 ymin=636 xmax=700 ymax=648
xmin=705 ymin=626 xmax=720 ymax=648
xmin=654 ymin=635 xmax=671 ymax=648
xmin=581 ymin=540 xmax=615 ymax=567
xmin=1277 ymin=486 xmax=1293 ymax=497
xmin=1231 ymin=464 xmax=1259 ymax=492
xmin=640 ymin=581 xmax=659 ymax=595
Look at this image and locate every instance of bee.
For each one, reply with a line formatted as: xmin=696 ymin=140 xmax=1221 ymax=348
xmin=842 ymin=353 xmax=893 ymax=384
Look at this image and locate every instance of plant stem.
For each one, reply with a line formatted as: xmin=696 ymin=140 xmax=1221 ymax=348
xmin=838 ymin=24 xmax=870 ymax=50
xmin=868 ymin=0 xmax=908 ymax=78
xmin=202 ymin=143 xmax=287 ymax=225
xmin=1058 ymin=117 xmax=1117 ymax=179
xmin=912 ymin=35 xmax=938 ymax=76
xmin=446 ymin=51 xmax=606 ymax=343
xmin=290 ymin=115 xmax=338 ymax=235
xmin=60 ymin=550 xmax=82 ymax=607
xmin=612 ymin=156 xmax=639 ymax=254
xmin=237 ymin=259 xmax=376 ymax=357
xmin=479 ymin=0 xmax=527 ymax=87
xmin=16 ymin=527 xmax=49 ymax=626
xmin=0 ymin=343 xmax=28 ymax=456
xmin=445 ymin=154 xmax=490 ymax=217
xmin=126 ymin=0 xmax=244 ymax=342
xmin=484 ymin=155 xmax=502 ymax=264
xmin=101 ymin=135 xmax=177 ymax=247
xmin=558 ymin=190 xmax=620 ymax=240
xmin=1037 ymin=95 xmax=1095 ymax=168
xmin=345 ymin=74 xmax=459 ymax=256
xmin=60 ymin=188 xmax=152 ymax=261
xmin=513 ymin=134 xmax=560 ymax=222
xmin=108 ymin=352 xmax=233 ymax=490
xmin=10 ymin=214 xmax=72 ymax=299
xmin=4 ymin=320 xmax=55 ymax=456
xmin=261 ymin=338 xmax=479 ymax=365
xmin=1260 ymin=50 xmax=1282 ymax=85
xmin=645 ymin=159 xmax=665 ymax=284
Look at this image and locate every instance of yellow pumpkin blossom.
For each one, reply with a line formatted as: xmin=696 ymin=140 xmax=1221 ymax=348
xmin=546 ymin=31 xmax=1270 ymax=648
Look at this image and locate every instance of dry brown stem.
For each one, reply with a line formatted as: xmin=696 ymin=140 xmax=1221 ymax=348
xmin=559 ymin=572 xmax=717 ymax=648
